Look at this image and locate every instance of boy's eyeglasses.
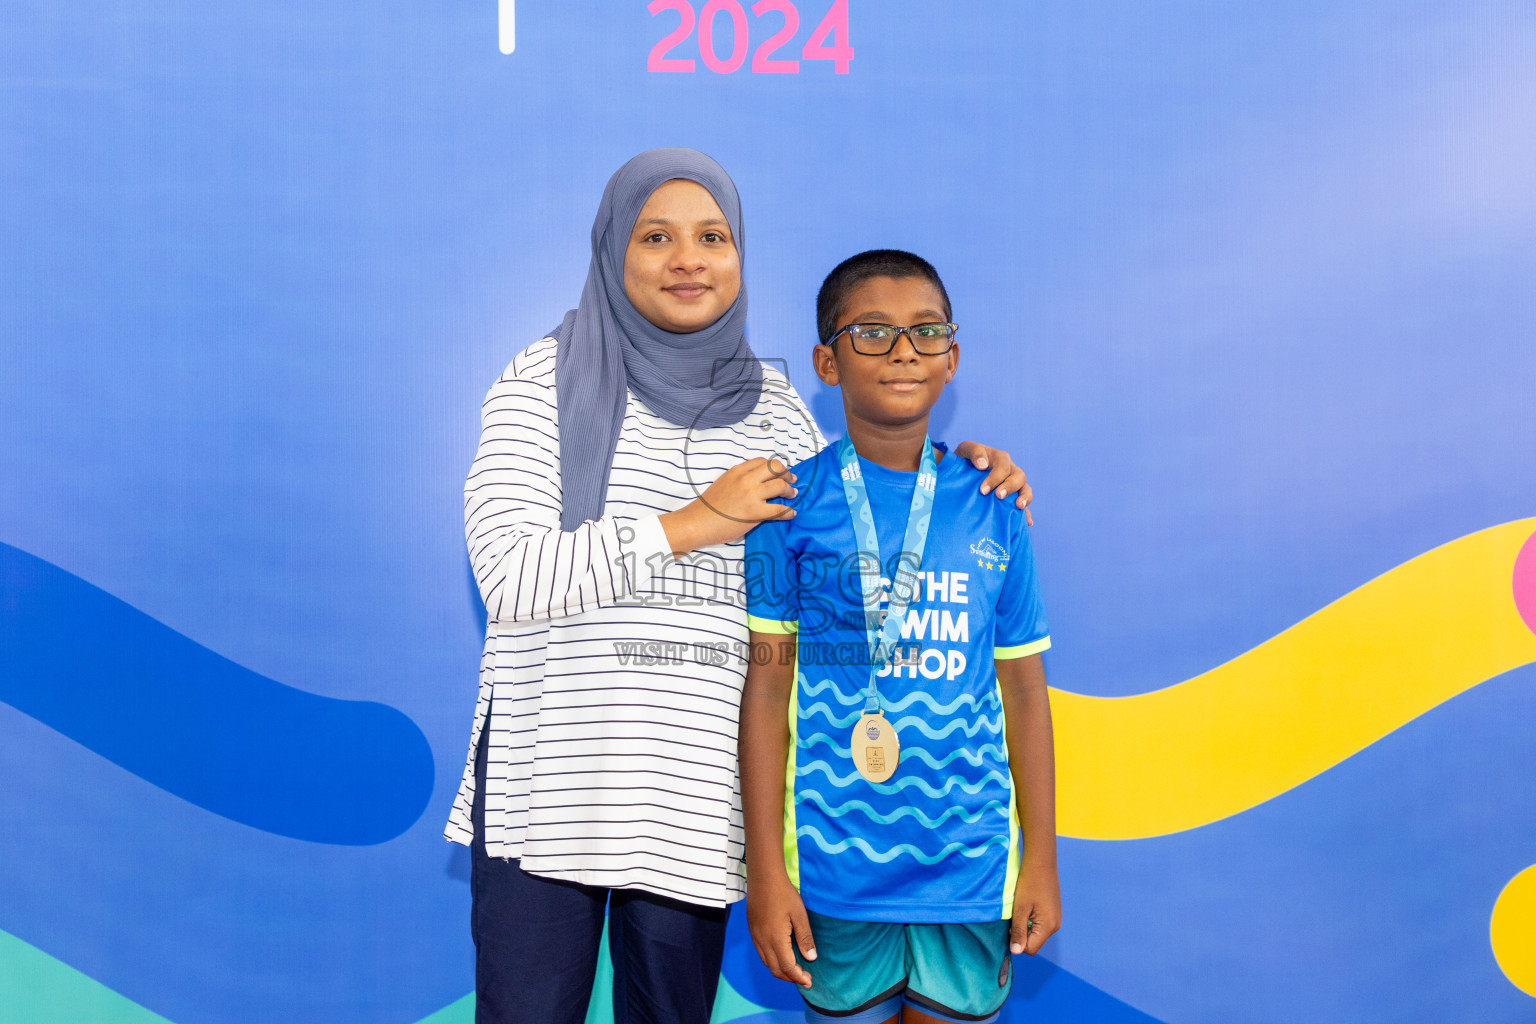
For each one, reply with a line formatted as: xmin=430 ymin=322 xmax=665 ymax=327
xmin=829 ymin=322 xmax=959 ymax=356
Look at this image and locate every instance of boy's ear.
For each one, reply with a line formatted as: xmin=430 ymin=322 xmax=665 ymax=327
xmin=813 ymin=343 xmax=840 ymax=386
xmin=945 ymin=342 xmax=959 ymax=382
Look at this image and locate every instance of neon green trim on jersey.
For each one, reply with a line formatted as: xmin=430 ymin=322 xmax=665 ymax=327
xmin=1000 ymin=681 xmax=1020 ymax=921
xmin=995 ymin=635 xmax=1051 ymax=660
xmin=747 ymin=614 xmax=799 ymax=634
xmin=784 ymin=668 xmax=801 ymax=888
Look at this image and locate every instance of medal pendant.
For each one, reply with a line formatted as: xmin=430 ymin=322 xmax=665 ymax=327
xmin=851 ymin=711 xmax=900 ymax=784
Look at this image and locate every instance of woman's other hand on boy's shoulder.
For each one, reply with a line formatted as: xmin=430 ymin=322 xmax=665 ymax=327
xmin=951 ymin=440 xmax=1034 ymax=524
xmin=745 ymin=871 xmax=817 ymax=988
xmin=1007 ymin=861 xmax=1061 ymax=974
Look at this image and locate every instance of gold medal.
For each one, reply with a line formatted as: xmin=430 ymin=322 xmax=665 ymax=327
xmin=835 ymin=436 xmax=935 ymax=789
xmin=851 ymin=710 xmax=900 ymax=784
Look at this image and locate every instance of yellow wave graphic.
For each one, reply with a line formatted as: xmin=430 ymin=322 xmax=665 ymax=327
xmin=1053 ymin=518 xmax=1536 ymax=840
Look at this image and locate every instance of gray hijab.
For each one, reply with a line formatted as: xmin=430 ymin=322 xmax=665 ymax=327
xmin=552 ymin=148 xmax=763 ymax=530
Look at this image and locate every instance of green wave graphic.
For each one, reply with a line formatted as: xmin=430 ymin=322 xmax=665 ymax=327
xmin=0 ymin=928 xmax=172 ymax=1023
xmin=0 ymin=926 xmax=771 ymax=1024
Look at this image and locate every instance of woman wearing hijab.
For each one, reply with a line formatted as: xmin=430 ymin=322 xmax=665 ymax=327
xmin=444 ymin=149 xmax=1032 ymax=1024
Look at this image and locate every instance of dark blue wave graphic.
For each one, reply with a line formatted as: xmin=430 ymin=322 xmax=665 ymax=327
xmin=0 ymin=542 xmax=433 ymax=845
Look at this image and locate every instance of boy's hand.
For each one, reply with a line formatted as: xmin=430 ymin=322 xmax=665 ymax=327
xmin=1004 ymin=863 xmax=1061 ymax=980
xmin=746 ymin=870 xmax=817 ymax=988
xmin=952 ymin=441 xmax=1034 ymax=524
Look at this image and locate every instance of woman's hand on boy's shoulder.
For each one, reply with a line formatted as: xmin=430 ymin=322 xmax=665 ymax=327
xmin=952 ymin=441 xmax=1034 ymax=524
xmin=745 ymin=870 xmax=817 ymax=988
xmin=1006 ymin=861 xmax=1061 ymax=976
xmin=660 ymin=458 xmax=799 ymax=555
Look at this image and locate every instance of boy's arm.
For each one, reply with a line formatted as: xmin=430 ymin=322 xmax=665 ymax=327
xmin=740 ymin=629 xmax=817 ymax=988
xmin=997 ymin=653 xmax=1060 ymax=965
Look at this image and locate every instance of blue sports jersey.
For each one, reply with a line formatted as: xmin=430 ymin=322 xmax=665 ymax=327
xmin=745 ymin=442 xmax=1050 ymax=923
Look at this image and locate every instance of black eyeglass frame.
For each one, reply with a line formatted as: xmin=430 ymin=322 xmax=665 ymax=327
xmin=827 ymin=322 xmax=960 ymax=356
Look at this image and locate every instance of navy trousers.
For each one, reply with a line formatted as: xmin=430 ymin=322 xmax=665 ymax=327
xmin=471 ymin=726 xmax=729 ymax=1024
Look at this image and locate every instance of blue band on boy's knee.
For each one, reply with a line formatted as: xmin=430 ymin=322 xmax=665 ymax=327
xmin=803 ymin=992 xmax=902 ymax=1024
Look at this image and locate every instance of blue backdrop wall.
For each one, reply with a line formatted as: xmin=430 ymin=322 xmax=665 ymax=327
xmin=3 ymin=3 xmax=1536 ymax=1022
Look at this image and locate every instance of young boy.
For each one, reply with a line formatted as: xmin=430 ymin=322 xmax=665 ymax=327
xmin=740 ymin=250 xmax=1059 ymax=1024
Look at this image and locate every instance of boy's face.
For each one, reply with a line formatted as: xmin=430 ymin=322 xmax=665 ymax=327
xmin=813 ymin=275 xmax=958 ymax=429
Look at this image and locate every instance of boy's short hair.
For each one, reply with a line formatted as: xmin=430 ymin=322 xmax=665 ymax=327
xmin=816 ymin=249 xmax=953 ymax=344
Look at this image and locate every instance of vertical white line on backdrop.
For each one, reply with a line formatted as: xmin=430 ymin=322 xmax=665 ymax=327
xmin=498 ymin=0 xmax=515 ymax=53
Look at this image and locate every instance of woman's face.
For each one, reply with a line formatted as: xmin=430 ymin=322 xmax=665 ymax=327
xmin=622 ymin=178 xmax=742 ymax=333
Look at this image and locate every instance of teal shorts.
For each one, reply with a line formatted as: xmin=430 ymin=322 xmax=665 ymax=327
xmin=794 ymin=910 xmax=1012 ymax=1023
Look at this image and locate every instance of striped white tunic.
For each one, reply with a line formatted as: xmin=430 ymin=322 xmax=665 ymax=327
xmin=445 ymin=336 xmax=824 ymax=906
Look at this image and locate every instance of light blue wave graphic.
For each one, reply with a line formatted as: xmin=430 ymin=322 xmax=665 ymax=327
xmin=798 ymin=760 xmax=1011 ymax=798
xmin=796 ymin=825 xmax=1010 ymax=864
xmin=902 ymin=743 xmax=1007 ymax=771
xmin=800 ymin=732 xmax=1006 ymax=771
xmin=801 ymin=701 xmax=863 ymax=728
xmin=891 ymin=712 xmax=1002 ymax=740
xmin=799 ymin=676 xmax=1000 ymax=716
xmin=798 ymin=788 xmax=1009 ymax=826
xmin=798 ymin=732 xmax=851 ymax=758
xmin=797 ymin=676 xmax=862 ymax=705
xmin=883 ymin=689 xmax=1000 ymax=715
xmin=798 ymin=681 xmax=1001 ymax=721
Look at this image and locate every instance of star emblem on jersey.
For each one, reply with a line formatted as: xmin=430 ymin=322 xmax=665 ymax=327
xmin=970 ymin=538 xmax=1008 ymax=572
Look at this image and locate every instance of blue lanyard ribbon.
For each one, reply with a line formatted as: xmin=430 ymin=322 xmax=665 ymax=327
xmin=835 ymin=435 xmax=938 ymax=714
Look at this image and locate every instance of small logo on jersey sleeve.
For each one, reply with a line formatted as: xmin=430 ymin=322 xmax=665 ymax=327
xmin=970 ymin=537 xmax=1008 ymax=571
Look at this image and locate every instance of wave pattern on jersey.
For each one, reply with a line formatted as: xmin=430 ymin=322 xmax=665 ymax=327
xmin=794 ymin=673 xmax=1011 ymax=866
